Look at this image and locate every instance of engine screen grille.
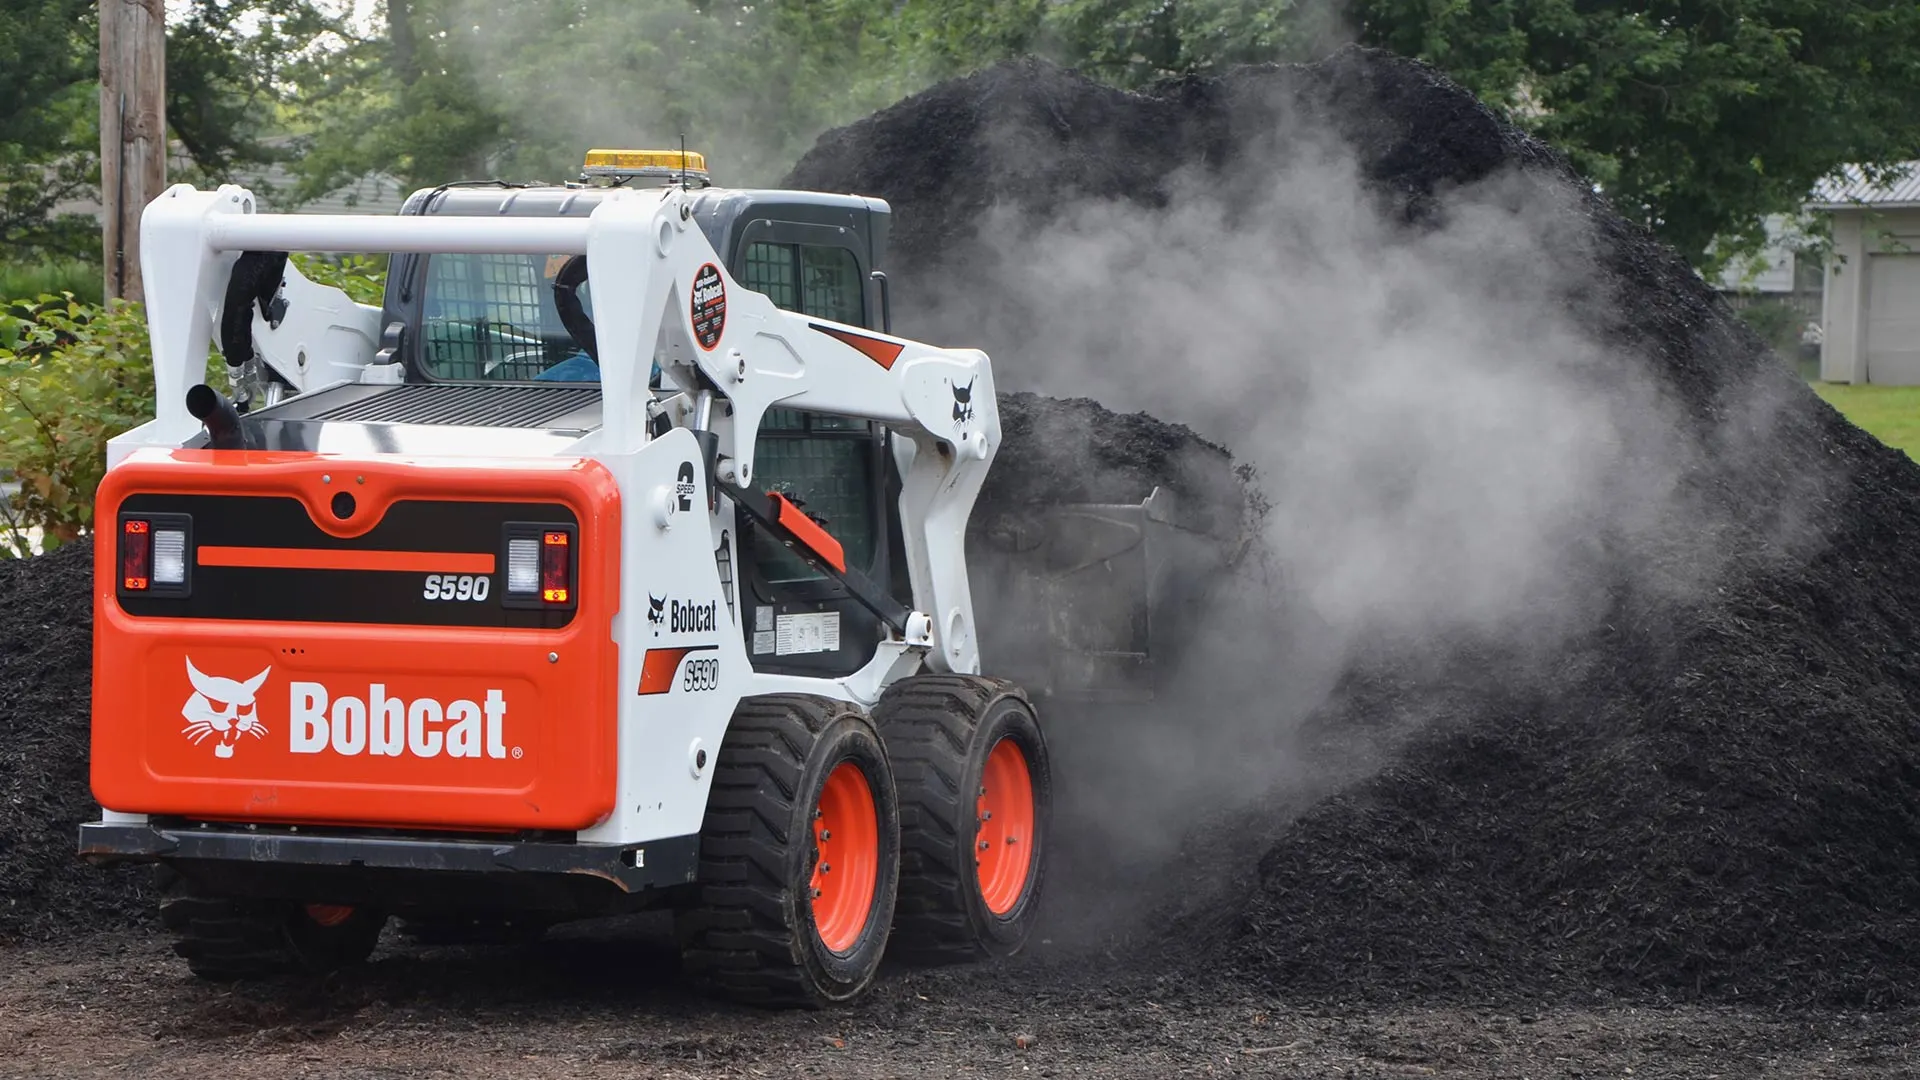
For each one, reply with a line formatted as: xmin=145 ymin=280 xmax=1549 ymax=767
xmin=308 ymin=384 xmax=601 ymax=429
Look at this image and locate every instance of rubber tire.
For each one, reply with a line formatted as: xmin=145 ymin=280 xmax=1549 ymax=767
xmin=675 ymin=694 xmax=902 ymax=1008
xmin=874 ymin=674 xmax=1051 ymax=964
xmin=156 ymin=866 xmax=387 ymax=981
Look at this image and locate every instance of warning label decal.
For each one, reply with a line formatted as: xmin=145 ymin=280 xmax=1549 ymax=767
xmin=691 ymin=263 xmax=727 ymax=350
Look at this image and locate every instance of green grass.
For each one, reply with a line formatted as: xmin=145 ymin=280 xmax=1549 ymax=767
xmin=1811 ymin=383 xmax=1920 ymax=462
xmin=0 ymin=259 xmax=103 ymax=305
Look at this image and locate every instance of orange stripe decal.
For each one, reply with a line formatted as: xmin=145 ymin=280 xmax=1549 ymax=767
xmin=197 ymin=546 xmax=496 ymax=574
xmin=812 ymin=324 xmax=906 ymax=370
xmin=637 ymin=646 xmax=716 ymax=695
xmin=769 ymin=493 xmax=846 ymax=573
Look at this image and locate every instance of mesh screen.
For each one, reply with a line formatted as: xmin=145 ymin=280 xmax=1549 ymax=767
xmin=420 ymin=253 xmax=586 ymax=380
xmin=742 ymin=243 xmax=797 ymax=311
xmin=801 ymin=246 xmax=862 ymax=325
xmin=754 ymin=412 xmax=875 ymax=583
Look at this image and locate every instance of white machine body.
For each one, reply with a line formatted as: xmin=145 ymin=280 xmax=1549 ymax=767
xmin=97 ymin=182 xmax=1000 ymax=846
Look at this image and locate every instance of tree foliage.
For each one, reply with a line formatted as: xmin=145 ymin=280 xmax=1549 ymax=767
xmin=0 ymin=0 xmax=99 ymax=261
xmin=5 ymin=0 xmax=1920 ymax=273
xmin=283 ymin=0 xmax=936 ymax=194
xmin=1351 ymin=0 xmax=1920 ymax=267
xmin=0 ymin=0 xmax=337 ymax=260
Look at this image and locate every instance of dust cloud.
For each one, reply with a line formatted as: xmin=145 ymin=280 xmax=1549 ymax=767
xmin=435 ymin=1 xmax=917 ymax=187
xmin=883 ymin=84 xmax=1826 ymax=924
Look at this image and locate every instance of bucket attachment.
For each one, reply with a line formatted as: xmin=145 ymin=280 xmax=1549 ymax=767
xmin=967 ymin=487 xmax=1238 ymax=703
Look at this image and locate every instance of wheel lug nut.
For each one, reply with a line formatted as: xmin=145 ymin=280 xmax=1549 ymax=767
xmin=821 ymin=864 xmax=831 ymax=873
xmin=979 ymin=840 xmax=990 ymax=850
xmin=821 ymin=830 xmax=831 ymax=841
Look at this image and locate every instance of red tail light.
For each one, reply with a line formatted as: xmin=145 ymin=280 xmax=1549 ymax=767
xmin=121 ymin=519 xmax=152 ymax=590
xmin=116 ymin=511 xmax=192 ymax=599
xmin=541 ymin=531 xmax=571 ymax=604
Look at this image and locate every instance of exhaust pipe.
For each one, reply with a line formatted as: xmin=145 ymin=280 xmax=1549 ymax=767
xmin=185 ymin=384 xmax=250 ymax=450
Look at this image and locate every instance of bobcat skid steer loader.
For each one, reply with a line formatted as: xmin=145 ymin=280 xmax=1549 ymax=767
xmin=77 ymin=151 xmax=1050 ymax=1007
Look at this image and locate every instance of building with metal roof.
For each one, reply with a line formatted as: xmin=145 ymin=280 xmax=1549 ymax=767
xmin=1808 ymin=161 xmax=1920 ymax=384
xmin=1809 ymin=162 xmax=1920 ymax=211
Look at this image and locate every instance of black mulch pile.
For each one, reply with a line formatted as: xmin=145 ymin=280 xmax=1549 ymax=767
xmin=979 ymin=391 xmax=1241 ymax=521
xmin=786 ymin=48 xmax=1920 ymax=1007
xmin=0 ymin=537 xmax=158 ymax=943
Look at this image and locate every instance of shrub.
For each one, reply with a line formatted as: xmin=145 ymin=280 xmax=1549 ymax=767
xmin=0 ymin=260 xmax=104 ymax=306
xmin=0 ymin=257 xmax=386 ymax=556
xmin=291 ymin=252 xmax=388 ymax=306
xmin=0 ymin=293 xmax=220 ymax=556
xmin=1732 ymin=298 xmax=1808 ymax=356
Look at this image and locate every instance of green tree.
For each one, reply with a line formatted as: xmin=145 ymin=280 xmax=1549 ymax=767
xmin=1039 ymin=0 xmax=1308 ymax=85
xmin=0 ymin=0 xmax=98 ymax=261
xmin=283 ymin=0 xmax=928 ymax=195
xmin=849 ymin=0 xmax=1334 ymax=88
xmin=0 ymin=0 xmax=336 ymax=262
xmin=1350 ymin=0 xmax=1920 ymax=268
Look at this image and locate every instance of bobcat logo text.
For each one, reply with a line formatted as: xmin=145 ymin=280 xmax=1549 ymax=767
xmin=290 ymin=683 xmax=511 ymax=760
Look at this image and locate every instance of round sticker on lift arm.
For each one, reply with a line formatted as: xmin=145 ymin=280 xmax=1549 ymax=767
xmin=691 ymin=263 xmax=726 ymax=350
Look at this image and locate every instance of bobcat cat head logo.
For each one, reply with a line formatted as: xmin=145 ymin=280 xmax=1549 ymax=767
xmin=181 ymin=658 xmax=270 ymax=759
xmin=648 ymin=593 xmax=666 ymax=632
xmin=951 ymin=377 xmax=975 ymax=425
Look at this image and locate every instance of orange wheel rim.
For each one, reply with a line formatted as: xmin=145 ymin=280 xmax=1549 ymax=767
xmin=976 ymin=737 xmax=1036 ymax=916
xmin=809 ymin=760 xmax=880 ymax=954
xmin=304 ymin=903 xmax=355 ymax=928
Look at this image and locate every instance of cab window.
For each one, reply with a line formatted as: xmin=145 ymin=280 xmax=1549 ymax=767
xmin=740 ymin=242 xmax=863 ymax=325
xmin=417 ymin=252 xmax=595 ymax=381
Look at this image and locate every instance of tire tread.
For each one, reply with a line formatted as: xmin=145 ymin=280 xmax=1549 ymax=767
xmin=677 ymin=694 xmax=877 ymax=1007
xmin=875 ymin=674 xmax=1039 ymax=964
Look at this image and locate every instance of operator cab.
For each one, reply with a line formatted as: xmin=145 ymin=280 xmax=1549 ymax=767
xmin=379 ymin=149 xmax=908 ymax=681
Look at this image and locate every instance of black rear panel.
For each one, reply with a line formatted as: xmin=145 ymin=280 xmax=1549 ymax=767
xmin=116 ymin=494 xmax=580 ymax=628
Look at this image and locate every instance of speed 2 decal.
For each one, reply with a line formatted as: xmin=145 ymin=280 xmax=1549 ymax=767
xmin=691 ymin=263 xmax=726 ymax=350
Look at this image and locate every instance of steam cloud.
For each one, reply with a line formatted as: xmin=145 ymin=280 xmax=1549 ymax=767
xmin=885 ymin=89 xmax=1829 ymax=924
xmin=430 ymin=7 xmax=1828 ymax=941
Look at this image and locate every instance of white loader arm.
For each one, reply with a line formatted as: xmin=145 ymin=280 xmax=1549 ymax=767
xmin=245 ymin=258 xmax=384 ymax=396
xmin=133 ymin=182 xmax=997 ymax=674
xmin=586 ymin=187 xmax=998 ymax=674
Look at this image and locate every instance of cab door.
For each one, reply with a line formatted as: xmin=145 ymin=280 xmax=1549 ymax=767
xmin=728 ymin=228 xmax=905 ymax=677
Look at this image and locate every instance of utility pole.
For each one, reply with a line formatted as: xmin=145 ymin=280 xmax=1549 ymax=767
xmin=99 ymin=0 xmax=166 ymax=306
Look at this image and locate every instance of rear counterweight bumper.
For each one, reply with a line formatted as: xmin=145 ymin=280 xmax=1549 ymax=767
xmin=79 ymin=822 xmax=700 ymax=910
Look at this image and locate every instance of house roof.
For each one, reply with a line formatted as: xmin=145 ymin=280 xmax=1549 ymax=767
xmin=244 ymin=160 xmax=407 ymax=216
xmin=54 ymin=135 xmax=410 ymax=220
xmin=1807 ymin=162 xmax=1920 ymax=210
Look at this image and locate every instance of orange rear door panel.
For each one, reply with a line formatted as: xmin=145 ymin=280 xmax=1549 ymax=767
xmin=91 ymin=450 xmax=621 ymax=832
